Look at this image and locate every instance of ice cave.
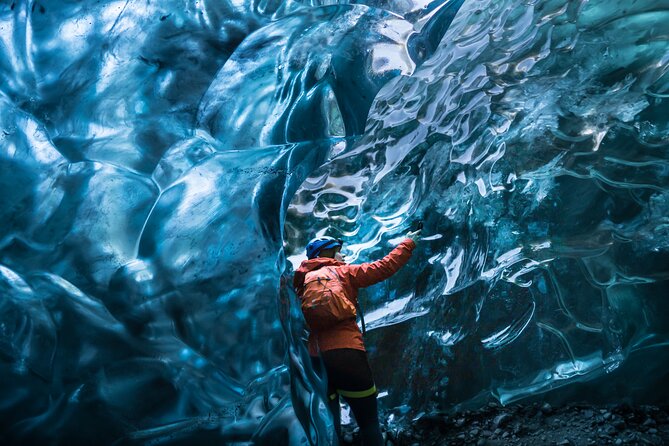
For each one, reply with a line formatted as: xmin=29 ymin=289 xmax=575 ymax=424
xmin=0 ymin=0 xmax=668 ymax=444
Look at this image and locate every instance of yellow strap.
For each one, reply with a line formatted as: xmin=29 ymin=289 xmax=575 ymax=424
xmin=329 ymin=393 xmax=338 ymax=400
xmin=337 ymin=385 xmax=377 ymax=399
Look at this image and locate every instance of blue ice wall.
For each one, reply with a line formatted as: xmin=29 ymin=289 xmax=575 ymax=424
xmin=287 ymin=1 xmax=669 ymax=417
xmin=0 ymin=0 xmax=668 ymax=444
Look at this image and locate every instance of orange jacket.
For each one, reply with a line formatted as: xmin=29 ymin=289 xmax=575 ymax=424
xmin=293 ymin=239 xmax=416 ymax=356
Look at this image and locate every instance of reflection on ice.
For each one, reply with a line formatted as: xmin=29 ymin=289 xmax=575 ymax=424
xmin=364 ymin=294 xmax=429 ymax=331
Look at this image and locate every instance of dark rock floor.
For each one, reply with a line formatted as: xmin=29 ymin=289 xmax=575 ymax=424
xmin=341 ymin=403 xmax=669 ymax=446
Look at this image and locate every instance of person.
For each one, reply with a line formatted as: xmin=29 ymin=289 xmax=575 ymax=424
xmin=293 ymin=229 xmax=421 ymax=445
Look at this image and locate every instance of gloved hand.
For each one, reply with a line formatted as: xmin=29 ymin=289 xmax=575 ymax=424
xmin=406 ymin=229 xmax=422 ymax=243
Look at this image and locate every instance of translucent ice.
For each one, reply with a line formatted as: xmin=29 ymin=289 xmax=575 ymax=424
xmin=0 ymin=0 xmax=668 ymax=444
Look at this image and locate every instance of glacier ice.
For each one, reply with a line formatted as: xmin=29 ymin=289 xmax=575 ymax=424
xmin=0 ymin=0 xmax=668 ymax=444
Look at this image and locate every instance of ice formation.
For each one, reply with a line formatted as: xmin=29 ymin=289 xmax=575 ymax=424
xmin=0 ymin=0 xmax=668 ymax=444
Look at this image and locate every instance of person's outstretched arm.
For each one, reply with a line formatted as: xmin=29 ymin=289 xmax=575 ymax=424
xmin=342 ymin=238 xmax=416 ymax=289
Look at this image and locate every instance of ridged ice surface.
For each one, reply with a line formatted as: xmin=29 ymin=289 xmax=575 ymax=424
xmin=1 ymin=0 xmax=668 ymax=444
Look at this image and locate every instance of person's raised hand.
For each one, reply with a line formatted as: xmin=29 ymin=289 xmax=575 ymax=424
xmin=406 ymin=229 xmax=422 ymax=243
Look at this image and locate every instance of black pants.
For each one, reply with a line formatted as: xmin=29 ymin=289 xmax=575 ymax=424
xmin=311 ymin=349 xmax=383 ymax=445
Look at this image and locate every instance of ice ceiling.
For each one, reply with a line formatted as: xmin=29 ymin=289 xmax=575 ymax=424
xmin=0 ymin=0 xmax=668 ymax=444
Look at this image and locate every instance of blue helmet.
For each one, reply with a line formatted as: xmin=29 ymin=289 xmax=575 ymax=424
xmin=306 ymin=236 xmax=343 ymax=259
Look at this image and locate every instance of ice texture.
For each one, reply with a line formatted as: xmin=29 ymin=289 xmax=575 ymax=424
xmin=0 ymin=0 xmax=668 ymax=444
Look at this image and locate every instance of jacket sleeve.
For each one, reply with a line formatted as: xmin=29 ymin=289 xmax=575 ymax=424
xmin=343 ymin=239 xmax=416 ymax=289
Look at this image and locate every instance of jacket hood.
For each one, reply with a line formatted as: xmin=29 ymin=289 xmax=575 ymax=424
xmin=293 ymin=257 xmax=345 ymax=290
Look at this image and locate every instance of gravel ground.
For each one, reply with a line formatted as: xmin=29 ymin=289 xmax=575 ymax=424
xmin=340 ymin=403 xmax=669 ymax=446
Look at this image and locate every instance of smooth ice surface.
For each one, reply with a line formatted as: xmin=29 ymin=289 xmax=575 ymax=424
xmin=1 ymin=0 xmax=668 ymax=444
